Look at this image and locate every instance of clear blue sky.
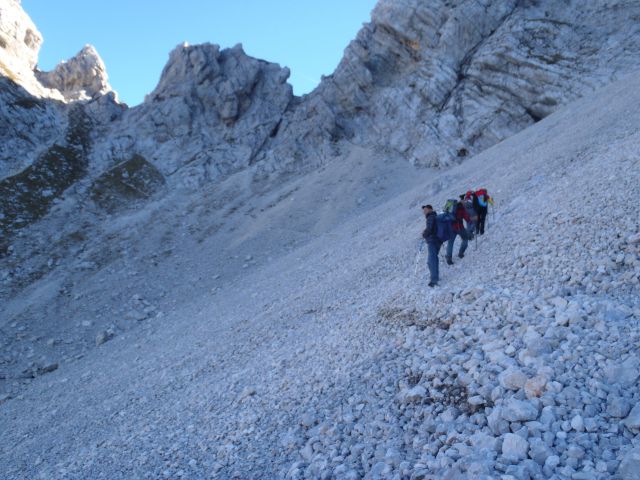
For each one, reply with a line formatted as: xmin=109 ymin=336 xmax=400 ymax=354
xmin=22 ymin=0 xmax=377 ymax=106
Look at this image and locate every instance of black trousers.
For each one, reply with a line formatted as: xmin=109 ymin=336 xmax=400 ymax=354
xmin=476 ymin=209 xmax=487 ymax=235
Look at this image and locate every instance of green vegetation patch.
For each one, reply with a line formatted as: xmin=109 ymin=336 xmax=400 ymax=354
xmin=0 ymin=144 xmax=86 ymax=238
xmin=90 ymin=154 xmax=166 ymax=213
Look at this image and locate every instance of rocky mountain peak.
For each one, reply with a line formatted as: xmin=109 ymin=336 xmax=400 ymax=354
xmin=0 ymin=1 xmax=115 ymax=102
xmin=146 ymin=41 xmax=291 ymax=123
xmin=0 ymin=0 xmax=43 ymax=87
xmin=36 ymin=44 xmax=114 ymax=101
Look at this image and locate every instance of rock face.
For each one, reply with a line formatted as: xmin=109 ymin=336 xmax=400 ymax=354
xmin=263 ymin=0 xmax=640 ymax=168
xmin=0 ymin=0 xmax=42 ymax=89
xmin=92 ymin=43 xmax=292 ymax=189
xmin=36 ymin=45 xmax=113 ymax=101
xmin=3 ymin=0 xmax=640 ymax=198
xmin=0 ymin=77 xmax=66 ymax=180
xmin=0 ymin=104 xmax=91 ymax=238
xmin=0 ymin=0 xmax=112 ymax=101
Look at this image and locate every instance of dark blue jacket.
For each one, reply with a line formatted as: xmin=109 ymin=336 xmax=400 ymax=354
xmin=422 ymin=211 xmax=439 ymax=244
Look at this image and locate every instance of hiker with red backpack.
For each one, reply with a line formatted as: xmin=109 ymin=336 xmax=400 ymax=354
xmin=472 ymin=188 xmax=494 ymax=235
xmin=463 ymin=191 xmax=478 ymax=237
xmin=444 ymin=197 xmax=472 ymax=265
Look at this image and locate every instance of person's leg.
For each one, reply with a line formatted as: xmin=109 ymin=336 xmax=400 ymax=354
xmin=459 ymin=229 xmax=469 ymax=257
xmin=479 ymin=211 xmax=486 ymax=234
xmin=434 ymin=241 xmax=441 ymax=281
xmin=446 ymin=234 xmax=456 ymax=263
xmin=427 ymin=242 xmax=440 ymax=284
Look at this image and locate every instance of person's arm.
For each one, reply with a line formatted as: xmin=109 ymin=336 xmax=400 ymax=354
xmin=426 ymin=214 xmax=436 ymax=236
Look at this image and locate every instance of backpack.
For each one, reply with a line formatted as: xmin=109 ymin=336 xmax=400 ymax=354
xmin=436 ymin=212 xmax=454 ymax=242
xmin=463 ymin=199 xmax=477 ymax=221
xmin=476 ymin=189 xmax=488 ymax=207
xmin=443 ymin=198 xmax=458 ymax=214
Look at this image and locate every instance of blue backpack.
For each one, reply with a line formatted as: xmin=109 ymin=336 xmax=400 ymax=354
xmin=436 ymin=213 xmax=454 ymax=242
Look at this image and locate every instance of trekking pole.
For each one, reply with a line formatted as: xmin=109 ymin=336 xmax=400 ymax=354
xmin=414 ymin=239 xmax=425 ymax=276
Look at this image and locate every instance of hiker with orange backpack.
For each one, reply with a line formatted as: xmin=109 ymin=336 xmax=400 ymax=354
xmin=472 ymin=188 xmax=494 ymax=235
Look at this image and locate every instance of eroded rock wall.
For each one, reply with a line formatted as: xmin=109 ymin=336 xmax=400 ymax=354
xmin=260 ymin=0 xmax=640 ymax=168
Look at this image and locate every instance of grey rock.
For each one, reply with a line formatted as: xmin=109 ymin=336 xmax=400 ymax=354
xmin=499 ymin=368 xmax=527 ymax=391
xmin=543 ymin=455 xmax=560 ymax=476
xmin=570 ymin=415 xmax=584 ymax=432
xmin=469 ymin=432 xmax=499 ymax=452
xmin=567 ymin=445 xmax=585 ymax=459
xmin=488 ymin=407 xmax=509 ymax=435
xmin=501 ymin=433 xmax=529 ymax=461
xmin=501 ymin=399 xmax=539 ymax=422
xmin=604 ymin=356 xmax=639 ymax=387
xmin=618 ymin=448 xmax=640 ymax=480
xmin=607 ymin=394 xmax=632 ymax=418
xmin=623 ymin=403 xmax=640 ymax=430
xmin=36 ymin=362 xmax=58 ymax=375
xmin=528 ymin=437 xmax=552 ymax=465
xmin=401 ymin=385 xmax=426 ymax=403
xmin=95 ymin=330 xmax=115 ymax=346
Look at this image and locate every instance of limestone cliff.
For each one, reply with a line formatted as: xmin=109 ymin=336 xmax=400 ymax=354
xmin=263 ymin=0 xmax=640 ymax=168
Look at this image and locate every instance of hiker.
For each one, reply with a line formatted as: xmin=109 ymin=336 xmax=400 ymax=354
xmin=421 ymin=204 xmax=442 ymax=287
xmin=445 ymin=198 xmax=472 ymax=264
xmin=462 ymin=192 xmax=477 ymax=237
xmin=472 ymin=188 xmax=494 ymax=235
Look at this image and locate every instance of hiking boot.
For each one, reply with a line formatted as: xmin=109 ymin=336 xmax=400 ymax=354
xmin=458 ymin=252 xmax=465 ymax=259
xmin=428 ymin=282 xmax=437 ymax=287
xmin=446 ymin=257 xmax=454 ymax=265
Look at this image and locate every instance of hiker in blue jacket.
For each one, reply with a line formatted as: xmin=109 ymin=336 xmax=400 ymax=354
xmin=422 ymin=204 xmax=441 ymax=287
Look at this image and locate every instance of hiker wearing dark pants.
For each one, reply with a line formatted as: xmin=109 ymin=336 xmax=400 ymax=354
xmin=446 ymin=199 xmax=472 ymax=264
xmin=463 ymin=192 xmax=477 ymax=237
xmin=473 ymin=189 xmax=493 ymax=235
xmin=422 ymin=205 xmax=442 ymax=287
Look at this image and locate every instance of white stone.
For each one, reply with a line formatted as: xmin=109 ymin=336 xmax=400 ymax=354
xmin=401 ymin=385 xmax=426 ymax=403
xmin=618 ymin=448 xmax=640 ymax=480
xmin=571 ymin=415 xmax=584 ymax=432
xmin=502 ymin=433 xmax=529 ymax=461
xmin=501 ymin=399 xmax=539 ymax=422
xmin=623 ymin=403 xmax=640 ymax=430
xmin=499 ymin=368 xmax=528 ymax=391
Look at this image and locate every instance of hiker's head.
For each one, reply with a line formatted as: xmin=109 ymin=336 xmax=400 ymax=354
xmin=422 ymin=204 xmax=433 ymax=215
